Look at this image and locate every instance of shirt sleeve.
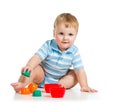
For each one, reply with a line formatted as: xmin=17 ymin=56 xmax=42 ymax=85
xmin=72 ymin=48 xmax=84 ymax=70
xmin=35 ymin=40 xmax=50 ymax=60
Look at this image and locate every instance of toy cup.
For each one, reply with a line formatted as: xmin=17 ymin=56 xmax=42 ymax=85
xmin=21 ymin=87 xmax=31 ymax=95
xmin=28 ymin=83 xmax=38 ymax=93
xmin=50 ymin=87 xmax=66 ymax=98
xmin=44 ymin=84 xmax=61 ymax=93
xmin=32 ymin=90 xmax=41 ymax=97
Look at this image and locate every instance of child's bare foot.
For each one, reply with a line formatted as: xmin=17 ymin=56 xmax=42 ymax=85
xmin=11 ymin=82 xmax=25 ymax=93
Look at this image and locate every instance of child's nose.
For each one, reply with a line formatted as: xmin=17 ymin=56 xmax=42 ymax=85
xmin=63 ymin=35 xmax=68 ymax=40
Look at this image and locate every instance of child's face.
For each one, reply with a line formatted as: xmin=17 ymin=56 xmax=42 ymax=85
xmin=54 ymin=23 xmax=77 ymax=52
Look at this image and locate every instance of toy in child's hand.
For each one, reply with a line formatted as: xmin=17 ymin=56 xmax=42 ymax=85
xmin=22 ymin=69 xmax=31 ymax=77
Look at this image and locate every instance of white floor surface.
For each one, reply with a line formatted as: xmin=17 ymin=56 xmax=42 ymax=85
xmin=1 ymin=82 xmax=120 ymax=105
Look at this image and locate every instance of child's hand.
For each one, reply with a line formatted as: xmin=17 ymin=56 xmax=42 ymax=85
xmin=80 ymin=86 xmax=98 ymax=93
xmin=21 ymin=65 xmax=33 ymax=73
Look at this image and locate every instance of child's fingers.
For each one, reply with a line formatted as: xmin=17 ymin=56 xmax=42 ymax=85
xmin=24 ymin=66 xmax=32 ymax=72
xmin=11 ymin=83 xmax=17 ymax=86
xmin=90 ymin=89 xmax=98 ymax=92
xmin=80 ymin=87 xmax=98 ymax=93
xmin=21 ymin=67 xmax=25 ymax=73
xmin=22 ymin=67 xmax=29 ymax=72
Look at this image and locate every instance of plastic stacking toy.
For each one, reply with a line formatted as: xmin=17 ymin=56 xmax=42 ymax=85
xmin=32 ymin=90 xmax=42 ymax=97
xmin=22 ymin=69 xmax=31 ymax=77
xmin=21 ymin=87 xmax=31 ymax=95
xmin=50 ymin=87 xmax=66 ymax=98
xmin=28 ymin=83 xmax=38 ymax=93
xmin=44 ymin=84 xmax=61 ymax=93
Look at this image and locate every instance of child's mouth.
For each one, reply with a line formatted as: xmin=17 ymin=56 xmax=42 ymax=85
xmin=62 ymin=42 xmax=69 ymax=44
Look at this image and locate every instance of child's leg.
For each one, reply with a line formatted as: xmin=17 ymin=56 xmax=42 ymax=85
xmin=58 ymin=70 xmax=78 ymax=89
xmin=11 ymin=65 xmax=44 ymax=93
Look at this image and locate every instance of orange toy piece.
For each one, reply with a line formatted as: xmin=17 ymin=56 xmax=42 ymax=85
xmin=21 ymin=87 xmax=31 ymax=95
xmin=28 ymin=83 xmax=38 ymax=93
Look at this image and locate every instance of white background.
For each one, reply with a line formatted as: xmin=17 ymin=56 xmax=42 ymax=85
xmin=0 ymin=0 xmax=120 ymax=105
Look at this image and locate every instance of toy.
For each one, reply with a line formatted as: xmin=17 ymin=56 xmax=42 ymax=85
xmin=28 ymin=83 xmax=38 ymax=93
xmin=44 ymin=83 xmax=66 ymax=98
xmin=50 ymin=87 xmax=66 ymax=98
xmin=22 ymin=69 xmax=31 ymax=77
xmin=20 ymin=83 xmax=38 ymax=95
xmin=32 ymin=90 xmax=41 ymax=97
xmin=20 ymin=83 xmax=66 ymax=98
xmin=44 ymin=84 xmax=61 ymax=93
xmin=21 ymin=87 xmax=31 ymax=95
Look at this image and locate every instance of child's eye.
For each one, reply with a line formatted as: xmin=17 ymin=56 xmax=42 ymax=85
xmin=59 ymin=32 xmax=64 ymax=35
xmin=69 ymin=33 xmax=73 ymax=36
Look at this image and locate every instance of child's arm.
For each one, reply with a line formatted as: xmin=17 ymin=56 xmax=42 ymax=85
xmin=74 ymin=69 xmax=97 ymax=92
xmin=23 ymin=55 xmax=41 ymax=72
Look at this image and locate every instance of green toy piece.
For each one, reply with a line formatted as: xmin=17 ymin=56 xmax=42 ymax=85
xmin=32 ymin=90 xmax=42 ymax=97
xmin=22 ymin=69 xmax=31 ymax=77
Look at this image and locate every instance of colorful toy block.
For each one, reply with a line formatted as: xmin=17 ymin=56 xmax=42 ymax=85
xmin=22 ymin=69 xmax=31 ymax=77
xmin=32 ymin=90 xmax=41 ymax=97
xmin=21 ymin=87 xmax=31 ymax=95
xmin=28 ymin=83 xmax=38 ymax=93
xmin=44 ymin=83 xmax=66 ymax=98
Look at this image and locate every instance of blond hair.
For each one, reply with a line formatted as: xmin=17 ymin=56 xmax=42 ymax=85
xmin=54 ymin=13 xmax=79 ymax=32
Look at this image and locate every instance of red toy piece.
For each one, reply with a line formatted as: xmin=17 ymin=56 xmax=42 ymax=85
xmin=44 ymin=84 xmax=61 ymax=93
xmin=50 ymin=87 xmax=66 ymax=98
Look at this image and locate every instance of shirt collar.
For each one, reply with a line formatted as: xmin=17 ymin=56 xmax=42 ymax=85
xmin=51 ymin=39 xmax=75 ymax=54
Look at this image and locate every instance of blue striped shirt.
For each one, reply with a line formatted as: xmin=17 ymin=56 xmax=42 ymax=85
xmin=35 ymin=39 xmax=84 ymax=87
